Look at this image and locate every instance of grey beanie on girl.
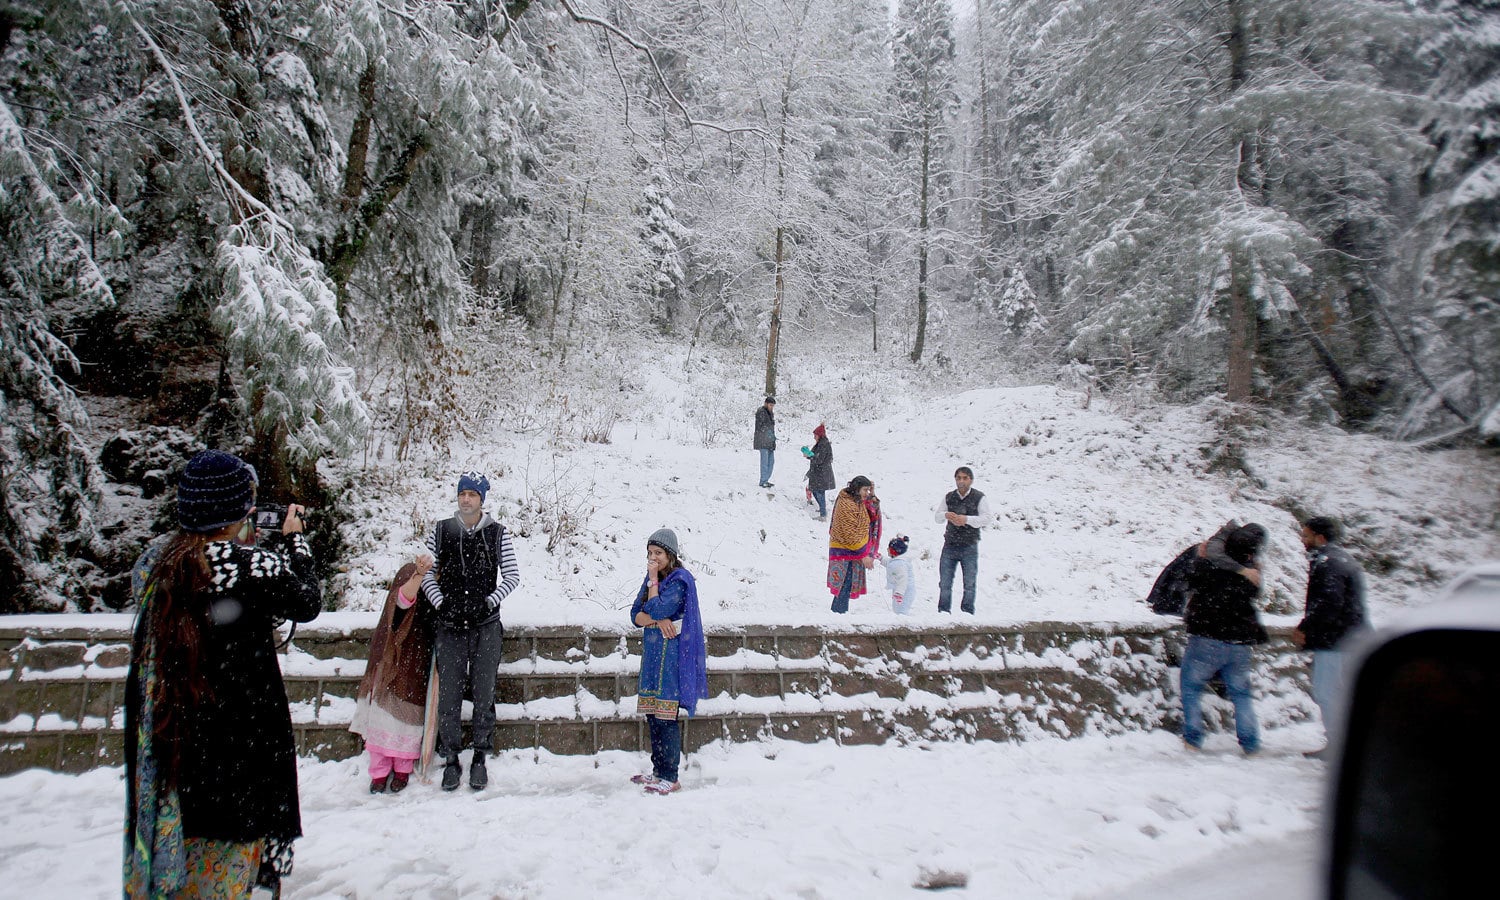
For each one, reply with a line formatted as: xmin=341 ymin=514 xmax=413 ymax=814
xmin=647 ymin=528 xmax=681 ymax=559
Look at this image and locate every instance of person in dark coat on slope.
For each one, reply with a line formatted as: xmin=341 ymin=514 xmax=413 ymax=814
xmin=804 ymin=423 xmax=835 ymax=520
xmin=1180 ymin=523 xmax=1269 ymax=755
xmin=125 ymin=450 xmax=322 ymax=900
xmin=1292 ymin=516 xmax=1368 ymax=758
xmin=753 ymin=396 xmax=777 ymax=488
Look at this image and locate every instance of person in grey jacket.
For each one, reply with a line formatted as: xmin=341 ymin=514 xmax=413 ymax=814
xmin=421 ymin=471 xmax=521 ymax=791
xmin=1293 ymin=516 xmax=1368 ymax=758
xmin=753 ymin=396 xmax=777 ymax=487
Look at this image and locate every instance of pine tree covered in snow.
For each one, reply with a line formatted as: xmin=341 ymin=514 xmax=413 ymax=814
xmin=1402 ymin=0 xmax=1500 ymax=439
xmin=976 ymin=0 xmax=1429 ymax=417
xmin=638 ymin=167 xmax=689 ymax=331
xmin=893 ymin=0 xmax=958 ymax=364
xmin=0 ymin=98 xmax=119 ymax=611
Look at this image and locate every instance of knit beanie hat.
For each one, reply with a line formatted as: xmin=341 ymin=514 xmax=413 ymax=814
xmin=647 ymin=527 xmax=681 ymax=560
xmin=177 ymin=450 xmax=258 ymax=533
xmin=813 ymin=423 xmax=826 ymax=440
xmin=887 ymin=535 xmax=909 ymax=557
xmin=457 ymin=471 xmax=490 ymax=503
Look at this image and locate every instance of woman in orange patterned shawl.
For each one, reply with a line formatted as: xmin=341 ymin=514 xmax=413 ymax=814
xmin=827 ymin=475 xmax=879 ymax=613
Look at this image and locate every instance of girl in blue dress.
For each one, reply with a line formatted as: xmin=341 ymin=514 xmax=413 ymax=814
xmin=629 ymin=528 xmax=708 ymax=794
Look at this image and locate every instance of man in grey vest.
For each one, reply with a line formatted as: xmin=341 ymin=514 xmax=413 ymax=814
xmin=421 ymin=471 xmax=521 ymax=791
xmin=932 ymin=466 xmax=995 ymax=614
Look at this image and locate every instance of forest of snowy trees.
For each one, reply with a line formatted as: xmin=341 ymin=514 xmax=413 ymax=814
xmin=1 ymin=0 xmax=1496 ymax=612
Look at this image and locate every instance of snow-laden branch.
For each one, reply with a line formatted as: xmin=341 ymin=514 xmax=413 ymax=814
xmin=126 ymin=8 xmax=290 ymax=230
xmin=555 ymin=0 xmax=765 ymax=139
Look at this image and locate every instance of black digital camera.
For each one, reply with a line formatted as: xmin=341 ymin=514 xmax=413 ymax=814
xmin=254 ymin=505 xmax=300 ymax=529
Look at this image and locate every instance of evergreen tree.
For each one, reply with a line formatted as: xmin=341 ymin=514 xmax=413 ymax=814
xmin=0 ymin=98 xmax=118 ymax=610
xmin=893 ymin=0 xmax=958 ymax=364
xmin=639 ymin=166 xmax=690 ymax=330
xmin=1396 ymin=0 xmax=1500 ymax=437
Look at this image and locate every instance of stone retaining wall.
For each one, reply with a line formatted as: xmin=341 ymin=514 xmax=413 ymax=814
xmin=0 ymin=617 xmax=1315 ymax=774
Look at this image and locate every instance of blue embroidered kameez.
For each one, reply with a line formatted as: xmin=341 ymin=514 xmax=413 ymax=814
xmin=631 ymin=572 xmax=687 ymax=718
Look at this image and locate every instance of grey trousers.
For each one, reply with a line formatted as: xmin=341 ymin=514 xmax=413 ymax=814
xmin=434 ymin=618 xmax=504 ymax=762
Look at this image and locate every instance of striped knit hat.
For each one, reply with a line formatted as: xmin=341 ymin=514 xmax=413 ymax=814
xmin=177 ymin=450 xmax=258 ymax=533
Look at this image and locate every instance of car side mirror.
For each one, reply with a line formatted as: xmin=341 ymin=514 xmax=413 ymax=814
xmin=1325 ymin=629 xmax=1500 ymax=898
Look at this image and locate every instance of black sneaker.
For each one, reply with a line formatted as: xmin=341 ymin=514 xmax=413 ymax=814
xmin=441 ymin=760 xmax=461 ymax=792
xmin=469 ymin=754 xmax=488 ymax=790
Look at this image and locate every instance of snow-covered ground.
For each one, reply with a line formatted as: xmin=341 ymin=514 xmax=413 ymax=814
xmin=11 ymin=347 xmax=1493 ymax=897
xmin=0 ymin=726 xmax=1329 ymax=899
xmin=332 ymin=347 xmax=1498 ymax=628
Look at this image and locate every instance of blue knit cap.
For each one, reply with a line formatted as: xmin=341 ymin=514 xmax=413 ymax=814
xmin=177 ymin=450 xmax=258 ymax=533
xmin=887 ymin=535 xmax=909 ymax=557
xmin=457 ymin=471 xmax=489 ymax=503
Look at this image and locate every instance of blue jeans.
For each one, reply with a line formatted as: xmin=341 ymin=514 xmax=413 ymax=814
xmin=812 ymin=490 xmax=827 ymax=516
xmin=758 ymin=449 xmax=774 ymax=486
xmin=1311 ymin=649 xmax=1346 ymax=736
xmin=1180 ymin=635 xmax=1260 ymax=752
xmin=937 ymin=543 xmax=979 ymax=613
xmin=648 ymin=716 xmax=681 ymax=783
xmin=831 ymin=563 xmax=856 ymax=614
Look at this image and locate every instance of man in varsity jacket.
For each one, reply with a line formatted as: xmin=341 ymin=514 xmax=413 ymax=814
xmin=421 ymin=471 xmax=521 ymax=791
xmin=932 ymin=466 xmax=995 ymax=614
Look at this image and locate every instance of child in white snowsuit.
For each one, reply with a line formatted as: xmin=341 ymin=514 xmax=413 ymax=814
xmin=884 ymin=536 xmax=915 ymax=614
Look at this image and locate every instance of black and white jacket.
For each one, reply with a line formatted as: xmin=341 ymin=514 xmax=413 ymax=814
xmin=421 ymin=512 xmax=521 ymax=630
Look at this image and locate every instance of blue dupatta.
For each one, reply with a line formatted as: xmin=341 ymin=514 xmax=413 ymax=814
xmin=669 ymin=568 xmax=709 ymax=717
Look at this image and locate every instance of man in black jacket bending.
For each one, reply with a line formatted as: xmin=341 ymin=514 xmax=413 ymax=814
xmin=421 ymin=471 xmax=521 ymax=791
xmin=1293 ymin=516 xmax=1368 ymax=759
xmin=1180 ymin=523 xmax=1269 ymax=755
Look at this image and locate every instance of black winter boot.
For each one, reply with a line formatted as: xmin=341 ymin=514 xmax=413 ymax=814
xmin=441 ymin=759 xmax=462 ymax=792
xmin=469 ymin=753 xmax=488 ymax=790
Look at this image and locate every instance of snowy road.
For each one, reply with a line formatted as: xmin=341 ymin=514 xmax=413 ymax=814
xmin=0 ymin=726 xmax=1328 ymax=898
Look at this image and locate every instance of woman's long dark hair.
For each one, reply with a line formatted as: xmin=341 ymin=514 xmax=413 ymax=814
xmin=140 ymin=530 xmax=216 ymax=782
xmin=841 ymin=475 xmax=873 ymax=500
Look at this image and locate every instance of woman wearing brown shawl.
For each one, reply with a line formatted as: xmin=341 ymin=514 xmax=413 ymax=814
xmin=827 ymin=476 xmax=880 ymax=613
xmin=350 ymin=556 xmax=435 ymax=793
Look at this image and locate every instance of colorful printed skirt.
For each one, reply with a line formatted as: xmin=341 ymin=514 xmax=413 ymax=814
xmin=178 ymin=838 xmax=262 ymax=900
xmin=826 ymin=556 xmax=869 ymax=600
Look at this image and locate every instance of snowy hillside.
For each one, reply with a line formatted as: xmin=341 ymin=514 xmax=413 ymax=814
xmin=330 ymin=347 xmax=1499 ymax=627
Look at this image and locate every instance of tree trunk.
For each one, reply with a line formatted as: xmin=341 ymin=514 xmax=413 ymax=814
xmin=340 ymin=63 xmax=377 ymax=214
xmin=1226 ymin=250 xmax=1255 ymax=403
xmin=323 ymin=133 xmax=432 ymax=302
xmin=766 ymin=223 xmax=785 ymax=397
xmin=911 ymin=114 xmax=932 ymax=364
xmin=974 ymin=0 xmax=994 ymax=287
xmin=1223 ymin=0 xmax=1257 ymax=403
xmin=868 ymin=233 xmax=879 ymax=352
xmin=469 ymin=202 xmax=496 ymax=300
xmin=764 ymin=84 xmax=792 ymax=398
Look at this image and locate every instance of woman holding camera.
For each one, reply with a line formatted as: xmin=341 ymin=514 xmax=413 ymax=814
xmin=125 ymin=450 xmax=322 ymax=899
